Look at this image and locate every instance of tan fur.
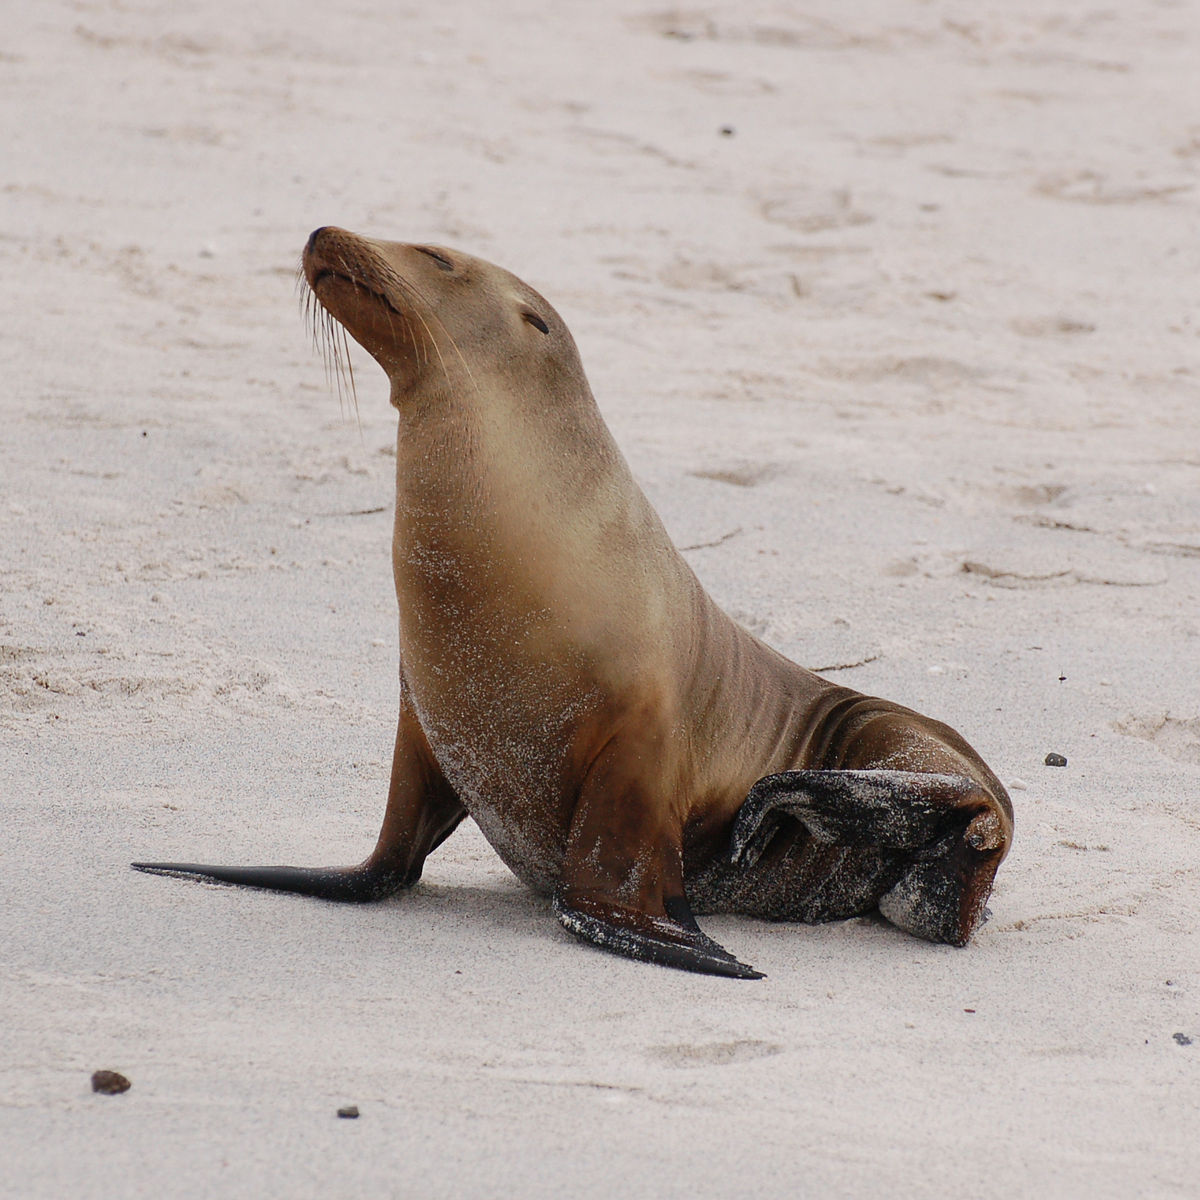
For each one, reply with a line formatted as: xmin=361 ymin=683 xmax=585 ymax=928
xmin=301 ymin=228 xmax=1012 ymax=966
xmin=130 ymin=228 xmax=1012 ymax=976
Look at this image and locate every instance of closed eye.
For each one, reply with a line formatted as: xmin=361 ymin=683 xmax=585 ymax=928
xmin=414 ymin=246 xmax=454 ymax=271
xmin=522 ymin=311 xmax=550 ymax=334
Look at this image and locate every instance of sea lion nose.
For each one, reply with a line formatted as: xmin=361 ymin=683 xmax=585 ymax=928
xmin=306 ymin=227 xmax=329 ymax=255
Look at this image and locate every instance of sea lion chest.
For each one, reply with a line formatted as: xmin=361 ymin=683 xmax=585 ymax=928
xmin=393 ymin=508 xmax=613 ymax=892
xmin=389 ymin=400 xmax=686 ymax=891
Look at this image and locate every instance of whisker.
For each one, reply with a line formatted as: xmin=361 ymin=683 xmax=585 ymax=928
xmin=373 ymin=260 xmax=481 ymax=402
xmin=299 ymin=238 xmax=482 ymax=424
xmin=340 ymin=320 xmax=360 ymax=430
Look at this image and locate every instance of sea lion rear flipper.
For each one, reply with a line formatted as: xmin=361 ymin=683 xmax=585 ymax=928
xmin=730 ymin=768 xmax=1009 ymax=946
xmin=730 ymin=769 xmax=991 ymax=865
xmin=132 ymin=697 xmax=465 ymax=903
xmin=555 ymin=742 xmax=762 ymax=979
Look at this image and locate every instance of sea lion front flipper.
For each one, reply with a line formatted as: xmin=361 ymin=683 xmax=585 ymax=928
xmin=132 ymin=695 xmax=465 ymax=903
xmin=129 ymin=860 xmax=411 ymax=900
xmin=553 ymin=894 xmax=762 ymax=979
xmin=554 ymin=741 xmax=762 ymax=979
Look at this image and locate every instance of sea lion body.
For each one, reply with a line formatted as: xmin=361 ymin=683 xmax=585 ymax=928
xmin=134 ymin=229 xmax=1012 ymax=977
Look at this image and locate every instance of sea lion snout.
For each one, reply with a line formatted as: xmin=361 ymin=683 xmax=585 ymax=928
xmin=301 ymin=226 xmax=364 ymax=290
xmin=302 ymin=228 xmax=436 ymax=380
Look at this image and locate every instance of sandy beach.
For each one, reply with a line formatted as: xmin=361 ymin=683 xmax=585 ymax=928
xmin=3 ymin=2 xmax=1199 ymax=1196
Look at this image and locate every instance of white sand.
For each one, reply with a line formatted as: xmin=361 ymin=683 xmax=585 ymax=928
xmin=3 ymin=2 xmax=1199 ymax=1195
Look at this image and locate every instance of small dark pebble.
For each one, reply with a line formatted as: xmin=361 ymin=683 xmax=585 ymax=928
xmin=91 ymin=1070 xmax=131 ymax=1095
xmin=337 ymin=1105 xmax=360 ymax=1119
xmin=1044 ymin=752 xmax=1067 ymax=767
xmin=1173 ymin=1033 xmax=1193 ymax=1046
xmin=719 ymin=125 xmax=735 ymax=137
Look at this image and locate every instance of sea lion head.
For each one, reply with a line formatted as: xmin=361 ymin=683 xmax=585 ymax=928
xmin=301 ymin=226 xmax=585 ymax=410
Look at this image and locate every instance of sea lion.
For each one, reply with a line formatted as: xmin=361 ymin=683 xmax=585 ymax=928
xmin=133 ymin=227 xmax=1013 ymax=978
